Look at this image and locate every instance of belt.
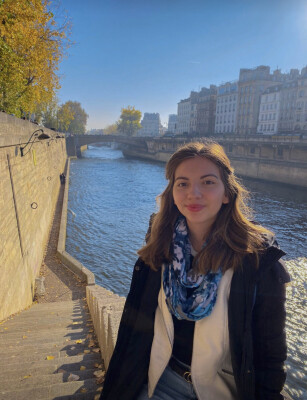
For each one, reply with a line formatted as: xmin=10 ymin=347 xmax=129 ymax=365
xmin=168 ymin=357 xmax=192 ymax=383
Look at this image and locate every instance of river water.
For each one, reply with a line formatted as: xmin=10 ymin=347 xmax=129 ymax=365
xmin=66 ymin=145 xmax=307 ymax=399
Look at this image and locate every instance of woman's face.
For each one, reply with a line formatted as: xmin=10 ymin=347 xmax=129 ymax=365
xmin=172 ymin=156 xmax=229 ymax=236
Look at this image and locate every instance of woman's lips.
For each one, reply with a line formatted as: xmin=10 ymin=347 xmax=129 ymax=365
xmin=186 ymin=204 xmax=204 ymax=212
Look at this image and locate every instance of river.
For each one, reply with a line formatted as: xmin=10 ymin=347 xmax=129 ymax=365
xmin=66 ymin=145 xmax=307 ymax=399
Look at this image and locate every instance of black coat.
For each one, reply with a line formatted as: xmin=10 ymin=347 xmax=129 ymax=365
xmin=100 ymin=238 xmax=290 ymax=400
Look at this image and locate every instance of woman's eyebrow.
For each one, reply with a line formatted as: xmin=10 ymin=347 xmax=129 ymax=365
xmin=174 ymin=174 xmax=219 ymax=181
xmin=201 ymin=174 xmax=219 ymax=179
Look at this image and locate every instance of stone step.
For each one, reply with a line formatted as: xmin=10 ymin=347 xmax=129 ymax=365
xmin=0 ymin=320 xmax=90 ymax=334
xmin=0 ymin=326 xmax=88 ymax=341
xmin=0 ymin=354 xmax=101 ymax=380
xmin=0 ymin=332 xmax=90 ymax=349
xmin=0 ymin=345 xmax=101 ymax=366
xmin=0 ymin=334 xmax=93 ymax=352
xmin=0 ymin=338 xmax=95 ymax=357
xmin=0 ymin=368 xmax=101 ymax=391
xmin=2 ymin=309 xmax=90 ymax=323
xmin=0 ymin=377 xmax=102 ymax=400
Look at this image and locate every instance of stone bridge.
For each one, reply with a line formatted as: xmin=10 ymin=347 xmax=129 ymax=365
xmin=65 ymin=135 xmax=148 ymax=157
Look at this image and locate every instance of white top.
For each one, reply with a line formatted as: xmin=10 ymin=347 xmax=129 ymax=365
xmin=148 ymin=263 xmax=237 ymax=400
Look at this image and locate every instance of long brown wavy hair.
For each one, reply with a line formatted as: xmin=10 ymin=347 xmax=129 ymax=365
xmin=138 ymin=141 xmax=272 ymax=274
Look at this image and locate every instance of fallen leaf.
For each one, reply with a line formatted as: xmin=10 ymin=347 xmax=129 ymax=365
xmin=22 ymin=375 xmax=32 ymax=380
xmin=93 ymin=370 xmax=105 ymax=378
xmin=84 ymin=350 xmax=90 ymax=354
xmin=88 ymin=340 xmax=95 ymax=347
xmin=80 ymin=388 xmax=87 ymax=393
xmin=22 ymin=335 xmax=27 ymax=339
xmin=4 ymin=327 xmax=8 ymax=330
xmin=94 ymin=395 xmax=101 ymax=400
xmin=46 ymin=356 xmax=55 ymax=360
xmin=75 ymin=339 xmax=83 ymax=344
xmin=97 ymin=386 xmax=103 ymax=392
xmin=92 ymin=348 xmax=100 ymax=353
xmin=72 ymin=322 xmax=81 ymax=325
xmin=88 ymin=329 xmax=94 ymax=333
xmin=68 ymin=373 xmax=80 ymax=382
xmin=96 ymin=376 xmax=105 ymax=384
xmin=70 ymin=346 xmax=76 ymax=350
xmin=58 ymin=369 xmax=66 ymax=374
xmin=80 ymin=366 xmax=86 ymax=371
xmin=94 ymin=363 xmax=103 ymax=369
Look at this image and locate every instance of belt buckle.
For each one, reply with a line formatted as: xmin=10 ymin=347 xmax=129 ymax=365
xmin=183 ymin=371 xmax=192 ymax=383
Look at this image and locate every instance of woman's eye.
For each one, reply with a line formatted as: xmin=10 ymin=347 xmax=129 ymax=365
xmin=203 ymin=180 xmax=215 ymax=185
xmin=177 ymin=182 xmax=187 ymax=187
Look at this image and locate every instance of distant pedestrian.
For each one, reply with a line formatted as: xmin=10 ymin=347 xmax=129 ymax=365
xmin=100 ymin=141 xmax=291 ymax=400
xmin=60 ymin=173 xmax=66 ymax=184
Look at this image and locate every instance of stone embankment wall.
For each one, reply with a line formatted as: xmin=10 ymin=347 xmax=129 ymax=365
xmin=0 ymin=113 xmax=67 ymax=321
xmin=123 ymin=135 xmax=307 ymax=188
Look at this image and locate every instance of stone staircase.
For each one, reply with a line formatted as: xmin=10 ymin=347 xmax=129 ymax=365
xmin=0 ymin=299 xmax=104 ymax=400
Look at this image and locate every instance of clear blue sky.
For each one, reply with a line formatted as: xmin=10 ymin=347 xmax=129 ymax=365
xmin=57 ymin=0 xmax=307 ymax=130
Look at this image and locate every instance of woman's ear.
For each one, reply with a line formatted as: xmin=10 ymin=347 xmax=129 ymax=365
xmin=222 ymin=194 xmax=229 ymax=204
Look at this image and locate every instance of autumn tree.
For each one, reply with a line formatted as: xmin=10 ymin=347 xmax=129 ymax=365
xmin=103 ymin=123 xmax=118 ymax=135
xmin=0 ymin=0 xmax=70 ymax=117
xmin=117 ymin=106 xmax=142 ymax=136
xmin=58 ymin=101 xmax=88 ymax=134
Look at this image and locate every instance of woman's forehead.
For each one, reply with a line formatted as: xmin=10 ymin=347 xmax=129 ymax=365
xmin=174 ymin=156 xmax=220 ymax=178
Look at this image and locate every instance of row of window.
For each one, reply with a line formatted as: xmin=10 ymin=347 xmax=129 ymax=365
xmin=216 ymin=115 xmax=235 ymax=124
xmin=260 ymin=113 xmax=276 ymax=121
xmin=217 ymin=95 xmax=237 ymax=103
xmin=216 ymin=105 xmax=236 ymax=113
xmin=214 ymin=125 xmax=235 ymax=133
xmin=259 ymin=124 xmax=276 ymax=132
xmin=261 ymin=103 xmax=277 ymax=111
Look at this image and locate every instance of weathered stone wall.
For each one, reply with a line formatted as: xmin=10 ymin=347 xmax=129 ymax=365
xmin=0 ymin=113 xmax=67 ymax=321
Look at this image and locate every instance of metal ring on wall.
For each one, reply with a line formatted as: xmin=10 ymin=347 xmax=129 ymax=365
xmin=31 ymin=202 xmax=38 ymax=209
xmin=47 ymin=176 xmax=52 ymax=181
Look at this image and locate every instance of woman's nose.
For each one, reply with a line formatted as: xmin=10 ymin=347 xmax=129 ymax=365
xmin=188 ymin=184 xmax=202 ymax=198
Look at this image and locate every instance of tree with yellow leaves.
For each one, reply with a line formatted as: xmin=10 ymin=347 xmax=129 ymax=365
xmin=117 ymin=106 xmax=142 ymax=136
xmin=0 ymin=0 xmax=70 ymax=117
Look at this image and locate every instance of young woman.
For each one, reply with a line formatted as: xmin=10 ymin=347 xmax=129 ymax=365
xmin=100 ymin=142 xmax=290 ymax=400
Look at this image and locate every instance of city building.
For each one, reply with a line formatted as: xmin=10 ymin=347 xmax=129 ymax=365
xmin=167 ymin=114 xmax=177 ymax=133
xmin=236 ymin=66 xmax=275 ymax=135
xmin=215 ymin=81 xmax=238 ymax=134
xmin=176 ymin=98 xmax=191 ymax=135
xmin=257 ymin=66 xmax=307 ymax=134
xmin=257 ymin=84 xmax=281 ymax=134
xmin=294 ymin=66 xmax=307 ymax=133
xmin=139 ymin=113 xmax=162 ymax=136
xmin=195 ymin=85 xmax=217 ymax=136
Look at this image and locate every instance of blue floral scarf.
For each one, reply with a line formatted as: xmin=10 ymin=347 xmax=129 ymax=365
xmin=163 ymin=216 xmax=222 ymax=321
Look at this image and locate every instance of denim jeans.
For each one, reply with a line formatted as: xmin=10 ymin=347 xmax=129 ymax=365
xmin=137 ymin=365 xmax=198 ymax=400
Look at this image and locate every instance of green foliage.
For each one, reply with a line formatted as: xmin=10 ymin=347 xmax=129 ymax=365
xmin=0 ymin=0 xmax=71 ymax=117
xmin=117 ymin=106 xmax=142 ymax=136
xmin=59 ymin=101 xmax=88 ymax=134
xmin=103 ymin=123 xmax=118 ymax=135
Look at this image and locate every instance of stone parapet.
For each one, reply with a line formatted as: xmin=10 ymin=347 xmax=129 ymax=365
xmin=86 ymin=285 xmax=125 ymax=369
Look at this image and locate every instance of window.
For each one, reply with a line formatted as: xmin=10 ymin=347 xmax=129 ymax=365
xmin=250 ymin=146 xmax=256 ymax=154
xmin=277 ymin=148 xmax=283 ymax=157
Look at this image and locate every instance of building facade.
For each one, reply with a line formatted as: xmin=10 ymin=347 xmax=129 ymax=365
xmin=176 ymin=98 xmax=191 ymax=135
xmin=215 ymin=82 xmax=238 ymax=134
xmin=167 ymin=114 xmax=177 ymax=133
xmin=196 ymin=85 xmax=217 ymax=136
xmin=236 ymin=66 xmax=275 ymax=135
xmin=139 ymin=113 xmax=162 ymax=136
xmin=257 ymin=85 xmax=281 ymax=134
xmin=294 ymin=66 xmax=307 ymax=133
